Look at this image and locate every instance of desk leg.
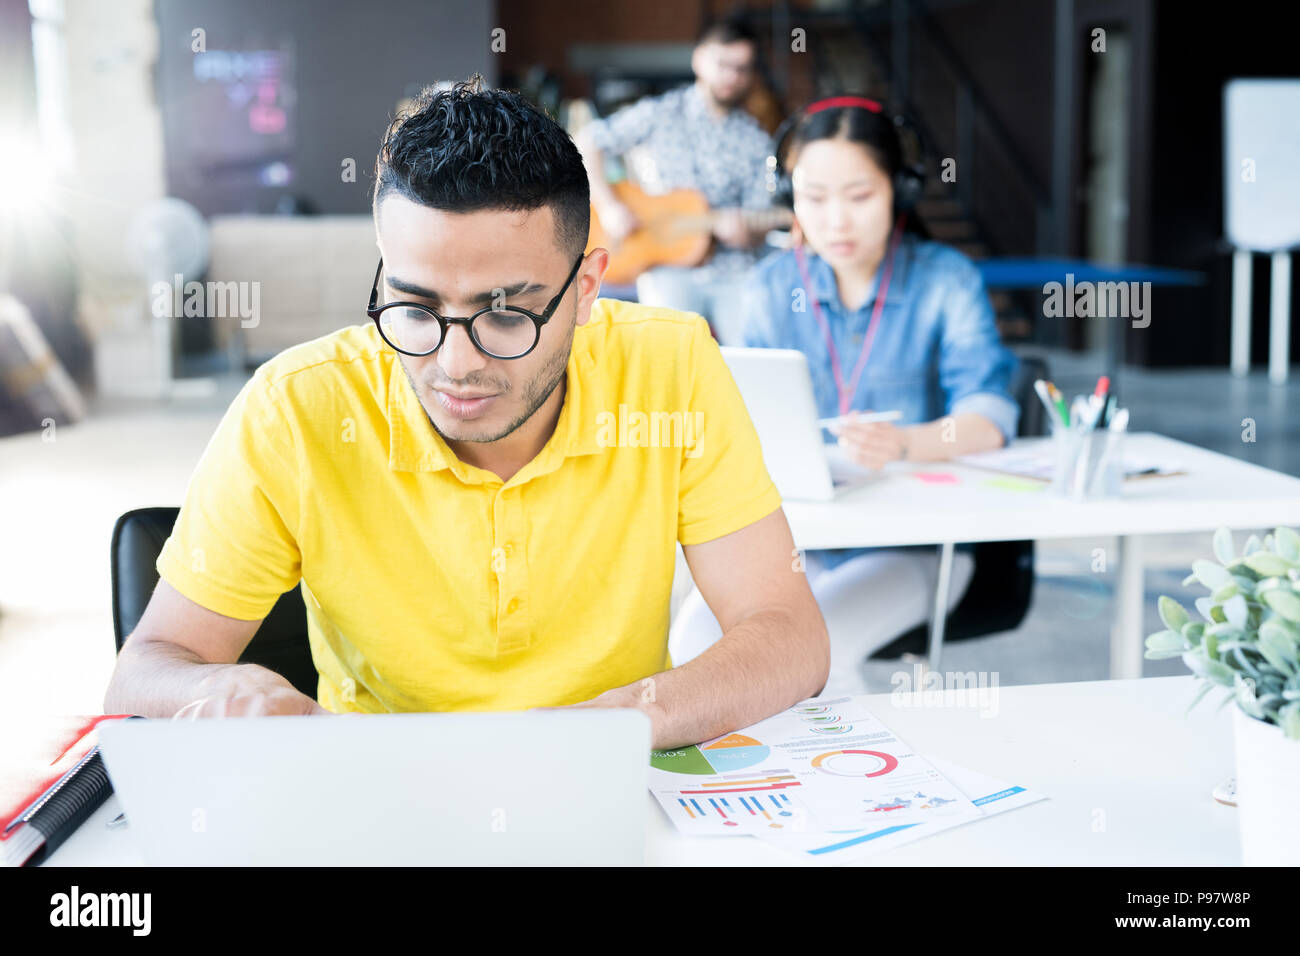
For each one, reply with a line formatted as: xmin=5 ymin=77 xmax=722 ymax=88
xmin=1111 ymin=534 xmax=1146 ymax=679
xmin=927 ymin=542 xmax=955 ymax=673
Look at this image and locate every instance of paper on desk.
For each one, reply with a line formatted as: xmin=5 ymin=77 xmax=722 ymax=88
xmin=751 ymin=757 xmax=1047 ymax=863
xmin=649 ymin=696 xmax=982 ymax=836
xmin=957 ymin=444 xmax=1183 ymax=481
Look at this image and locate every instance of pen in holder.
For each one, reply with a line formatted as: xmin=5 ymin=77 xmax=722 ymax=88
xmin=1047 ymin=411 xmax=1126 ymax=500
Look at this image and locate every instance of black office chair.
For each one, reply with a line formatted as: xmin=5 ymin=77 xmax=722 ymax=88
xmin=110 ymin=507 xmax=318 ymax=698
xmin=869 ymin=354 xmax=1050 ymax=658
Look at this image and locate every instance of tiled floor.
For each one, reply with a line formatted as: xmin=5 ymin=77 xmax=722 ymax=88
xmin=2 ymin=346 xmax=1296 ymax=717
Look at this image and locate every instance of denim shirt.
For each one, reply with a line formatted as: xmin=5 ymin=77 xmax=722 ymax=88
xmin=742 ymin=236 xmax=1020 ymax=570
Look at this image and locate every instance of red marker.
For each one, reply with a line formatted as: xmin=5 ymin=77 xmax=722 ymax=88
xmin=1093 ymin=376 xmax=1110 ymax=398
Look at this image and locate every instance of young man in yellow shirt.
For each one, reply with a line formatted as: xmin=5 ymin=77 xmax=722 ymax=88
xmin=104 ymin=78 xmax=829 ymax=750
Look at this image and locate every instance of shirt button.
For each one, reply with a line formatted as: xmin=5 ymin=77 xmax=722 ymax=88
xmin=504 ymin=543 xmax=514 ymax=556
xmin=507 ymin=598 xmax=520 ymax=614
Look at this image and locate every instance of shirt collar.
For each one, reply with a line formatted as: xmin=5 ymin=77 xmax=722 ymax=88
xmin=684 ymin=83 xmax=733 ymax=126
xmin=387 ymin=330 xmax=605 ymax=480
xmin=802 ymin=234 xmax=915 ymax=310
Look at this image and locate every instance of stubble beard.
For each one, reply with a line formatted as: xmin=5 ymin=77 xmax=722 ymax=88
xmin=403 ymin=303 xmax=576 ymax=445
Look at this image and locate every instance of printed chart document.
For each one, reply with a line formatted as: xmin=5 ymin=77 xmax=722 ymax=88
xmin=752 ymin=756 xmax=1047 ymax=863
xmin=649 ymin=696 xmax=989 ymax=837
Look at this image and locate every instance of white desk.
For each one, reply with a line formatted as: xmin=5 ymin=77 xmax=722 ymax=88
xmin=785 ymin=432 xmax=1300 ymax=678
xmin=44 ymin=676 xmax=1239 ymax=866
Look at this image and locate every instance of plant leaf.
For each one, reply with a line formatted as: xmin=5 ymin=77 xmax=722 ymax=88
xmin=1192 ymin=559 xmax=1233 ymax=590
xmin=1227 ymin=560 xmax=1261 ymax=581
xmin=1257 ymin=627 xmax=1298 ymax=677
xmin=1276 ymin=526 xmax=1300 ymax=563
xmin=1230 ymin=574 xmax=1257 ymax=595
xmin=1223 ymin=593 xmax=1249 ymax=628
xmin=1205 ymin=622 xmax=1244 ymax=640
xmin=1184 ymin=650 xmax=1235 ymax=686
xmin=1228 ymin=643 xmax=1261 ymax=677
xmin=1244 ymin=552 xmax=1295 ymax=578
xmin=1211 ymin=582 xmax=1239 ymax=603
xmin=1278 ymin=702 xmax=1300 ymax=740
xmin=1158 ymin=596 xmax=1190 ymax=631
xmin=1263 ymin=588 xmax=1300 ymax=623
xmin=1144 ymin=629 xmax=1186 ymax=659
xmin=1213 ymin=527 xmax=1235 ymax=564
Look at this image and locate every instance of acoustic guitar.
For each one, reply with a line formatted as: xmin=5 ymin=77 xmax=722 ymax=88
xmin=587 ymin=181 xmax=793 ymax=284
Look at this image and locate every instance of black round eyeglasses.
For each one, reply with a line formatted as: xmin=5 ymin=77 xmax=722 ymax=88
xmin=366 ymin=253 xmax=585 ymax=359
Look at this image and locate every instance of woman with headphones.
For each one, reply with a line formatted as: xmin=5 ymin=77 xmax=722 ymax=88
xmin=669 ymin=96 xmax=1021 ymax=697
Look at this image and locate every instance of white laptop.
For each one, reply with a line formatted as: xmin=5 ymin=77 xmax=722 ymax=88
xmin=721 ymin=347 xmax=878 ymax=501
xmin=98 ymin=709 xmax=650 ymax=866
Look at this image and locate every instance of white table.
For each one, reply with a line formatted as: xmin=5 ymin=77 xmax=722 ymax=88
xmin=784 ymin=432 xmax=1300 ymax=678
xmin=44 ymin=676 xmax=1239 ymax=866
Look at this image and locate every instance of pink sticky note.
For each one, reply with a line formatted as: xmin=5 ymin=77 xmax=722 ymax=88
xmin=913 ymin=471 xmax=959 ymax=484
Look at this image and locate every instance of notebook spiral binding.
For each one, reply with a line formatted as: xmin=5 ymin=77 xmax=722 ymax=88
xmin=20 ymin=749 xmax=114 ymax=865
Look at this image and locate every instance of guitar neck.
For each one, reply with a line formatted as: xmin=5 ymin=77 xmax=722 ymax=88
xmin=676 ymin=207 xmax=794 ymax=231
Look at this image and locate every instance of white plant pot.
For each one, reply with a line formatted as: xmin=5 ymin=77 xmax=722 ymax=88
xmin=1233 ymin=704 xmax=1300 ymax=865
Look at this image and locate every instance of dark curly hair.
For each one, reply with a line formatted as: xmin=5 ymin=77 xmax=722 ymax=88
xmin=373 ymin=75 xmax=590 ymax=257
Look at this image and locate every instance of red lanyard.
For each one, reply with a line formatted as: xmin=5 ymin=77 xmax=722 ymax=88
xmin=793 ymin=216 xmax=907 ymax=416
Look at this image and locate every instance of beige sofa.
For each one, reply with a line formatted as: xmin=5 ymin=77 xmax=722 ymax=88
xmin=207 ymin=215 xmax=378 ymax=364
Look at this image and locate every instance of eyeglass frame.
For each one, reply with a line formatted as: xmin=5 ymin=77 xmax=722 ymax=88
xmin=366 ymin=252 xmax=586 ymax=359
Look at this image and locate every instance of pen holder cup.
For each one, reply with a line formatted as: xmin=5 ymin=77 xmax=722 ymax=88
xmin=1048 ymin=425 xmax=1123 ymax=500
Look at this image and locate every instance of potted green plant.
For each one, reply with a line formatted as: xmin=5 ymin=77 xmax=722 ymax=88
xmin=1145 ymin=526 xmax=1300 ymax=865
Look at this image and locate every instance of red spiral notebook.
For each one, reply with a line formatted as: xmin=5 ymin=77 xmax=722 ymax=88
xmin=1 ymin=714 xmax=134 ymax=866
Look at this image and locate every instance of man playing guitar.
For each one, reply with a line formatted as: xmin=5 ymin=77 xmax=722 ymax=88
xmin=576 ymin=17 xmax=782 ymax=343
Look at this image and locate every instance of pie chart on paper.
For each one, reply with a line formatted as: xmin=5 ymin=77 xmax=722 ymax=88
xmin=812 ymin=749 xmax=899 ymax=777
xmin=650 ymin=733 xmax=771 ymax=774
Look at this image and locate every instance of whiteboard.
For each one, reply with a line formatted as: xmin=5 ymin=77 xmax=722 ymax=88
xmin=1224 ymin=79 xmax=1300 ymax=251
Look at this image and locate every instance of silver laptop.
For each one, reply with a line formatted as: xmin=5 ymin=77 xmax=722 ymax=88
xmin=721 ymin=347 xmax=877 ymax=501
xmin=98 ymin=709 xmax=650 ymax=866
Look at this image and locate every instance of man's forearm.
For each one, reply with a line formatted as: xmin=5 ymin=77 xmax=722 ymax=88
xmin=104 ymin=638 xmax=254 ymax=718
xmin=575 ymin=132 xmax=619 ymax=209
xmin=634 ymin=606 xmax=829 ymax=750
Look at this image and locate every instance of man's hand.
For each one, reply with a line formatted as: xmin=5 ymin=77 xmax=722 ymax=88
xmin=833 ymin=413 xmax=910 ymax=469
xmin=596 ymin=200 xmax=639 ymax=246
xmin=712 ymin=208 xmax=753 ymax=248
xmin=533 ymin=683 xmax=663 ymax=745
xmin=172 ymin=664 xmax=333 ymax=719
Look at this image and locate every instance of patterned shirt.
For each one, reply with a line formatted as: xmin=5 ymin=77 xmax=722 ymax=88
xmin=585 ymin=83 xmax=774 ymax=269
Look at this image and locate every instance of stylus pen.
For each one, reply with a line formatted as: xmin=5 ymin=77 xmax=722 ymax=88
xmin=818 ymin=409 xmax=903 ymax=429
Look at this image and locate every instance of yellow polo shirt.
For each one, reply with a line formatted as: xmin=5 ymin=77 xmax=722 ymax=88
xmin=156 ymin=299 xmax=782 ymax=713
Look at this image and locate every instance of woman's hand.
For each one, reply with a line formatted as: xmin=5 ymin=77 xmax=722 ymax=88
xmin=833 ymin=413 xmax=910 ymax=469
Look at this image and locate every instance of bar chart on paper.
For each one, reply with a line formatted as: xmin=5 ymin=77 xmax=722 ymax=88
xmin=672 ymin=791 xmax=802 ymax=829
xmin=650 ymin=733 xmax=816 ymax=833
